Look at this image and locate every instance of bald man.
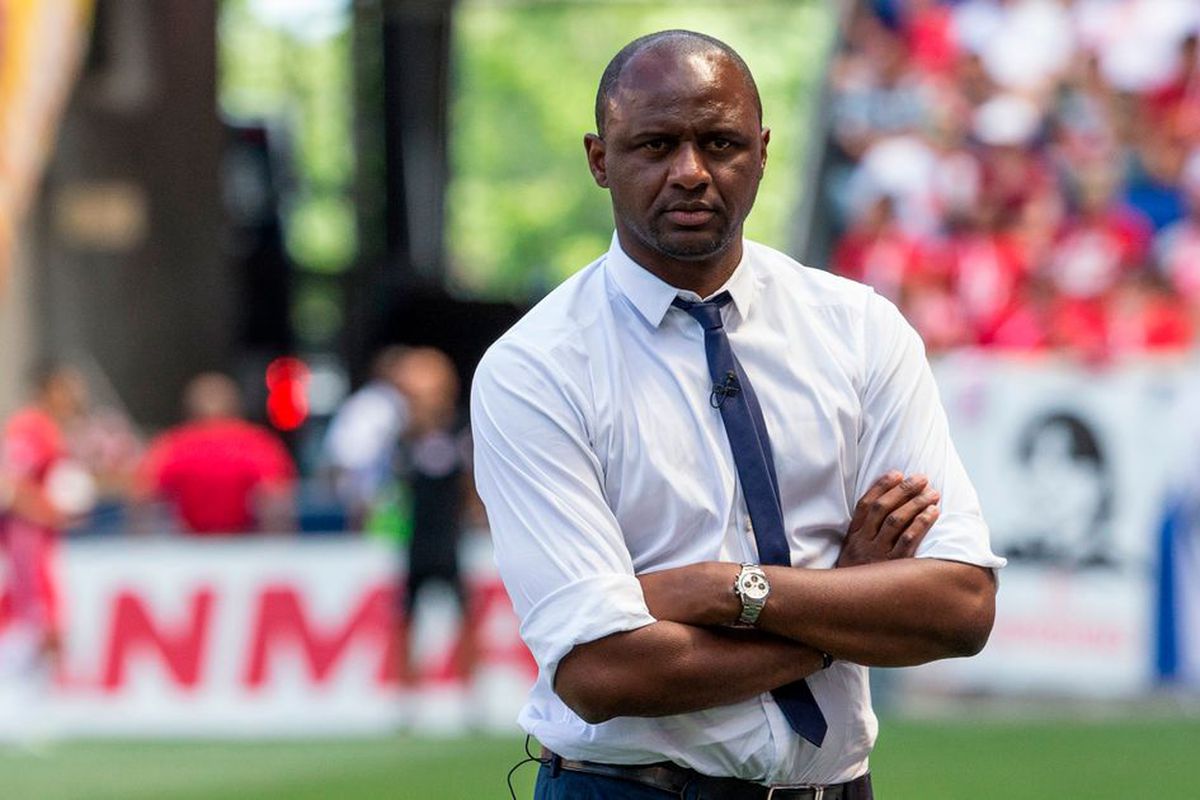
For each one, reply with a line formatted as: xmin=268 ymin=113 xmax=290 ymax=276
xmin=472 ymin=31 xmax=1003 ymax=798
xmin=138 ymin=373 xmax=296 ymax=535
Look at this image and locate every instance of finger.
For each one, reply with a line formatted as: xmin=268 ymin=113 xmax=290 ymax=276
xmin=890 ymin=504 xmax=939 ymax=558
xmin=875 ymin=488 xmax=940 ymax=549
xmin=862 ymin=474 xmax=928 ymax=539
xmin=849 ymin=471 xmax=903 ymax=532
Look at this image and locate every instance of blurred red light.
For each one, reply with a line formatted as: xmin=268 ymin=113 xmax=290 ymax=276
xmin=265 ymin=357 xmax=309 ymax=431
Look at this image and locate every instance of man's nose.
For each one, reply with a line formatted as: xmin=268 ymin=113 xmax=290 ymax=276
xmin=668 ymin=143 xmax=710 ymax=189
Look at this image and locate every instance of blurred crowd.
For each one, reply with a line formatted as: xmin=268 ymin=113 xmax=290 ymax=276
xmin=0 ymin=349 xmax=478 ymax=691
xmin=828 ymin=0 xmax=1200 ymax=358
xmin=0 ymin=349 xmax=475 ymax=542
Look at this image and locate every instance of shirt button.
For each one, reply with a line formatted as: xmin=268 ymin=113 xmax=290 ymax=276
xmin=745 ymin=519 xmax=753 ymax=532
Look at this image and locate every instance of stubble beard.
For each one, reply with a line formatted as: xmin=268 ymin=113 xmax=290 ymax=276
xmin=639 ymin=214 xmax=737 ymax=263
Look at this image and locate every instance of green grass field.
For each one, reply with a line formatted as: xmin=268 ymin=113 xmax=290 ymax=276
xmin=0 ymin=717 xmax=1194 ymax=799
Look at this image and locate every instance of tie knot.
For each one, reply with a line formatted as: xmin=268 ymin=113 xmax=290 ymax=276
xmin=673 ymin=292 xmax=732 ymax=331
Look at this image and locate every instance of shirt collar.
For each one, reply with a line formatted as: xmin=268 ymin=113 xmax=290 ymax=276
xmin=605 ymin=232 xmax=757 ymax=328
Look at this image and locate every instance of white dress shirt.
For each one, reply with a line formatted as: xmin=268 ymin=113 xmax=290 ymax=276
xmin=471 ymin=235 xmax=1005 ymax=785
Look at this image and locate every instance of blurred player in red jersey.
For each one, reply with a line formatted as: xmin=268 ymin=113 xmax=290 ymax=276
xmin=0 ymin=363 xmax=94 ymax=704
xmin=136 ymin=372 xmax=296 ymax=535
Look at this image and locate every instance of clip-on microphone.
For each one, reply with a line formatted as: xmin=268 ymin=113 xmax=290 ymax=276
xmin=710 ymin=370 xmax=741 ymax=409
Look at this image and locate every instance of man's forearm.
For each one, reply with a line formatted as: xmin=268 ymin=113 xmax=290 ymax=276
xmin=642 ymin=559 xmax=995 ymax=667
xmin=758 ymin=559 xmax=996 ymax=666
xmin=554 ymin=620 xmax=822 ymax=724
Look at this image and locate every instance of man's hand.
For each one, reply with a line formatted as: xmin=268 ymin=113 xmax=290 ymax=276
xmin=836 ymin=471 xmax=939 ymax=568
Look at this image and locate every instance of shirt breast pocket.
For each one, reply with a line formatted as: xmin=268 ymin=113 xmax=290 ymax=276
xmin=770 ymin=396 xmax=857 ymax=560
xmin=599 ymin=407 xmax=731 ymax=561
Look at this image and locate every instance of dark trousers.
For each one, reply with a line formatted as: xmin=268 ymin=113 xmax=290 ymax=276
xmin=533 ymin=762 xmax=680 ymax=799
xmin=532 ymin=762 xmax=876 ymax=800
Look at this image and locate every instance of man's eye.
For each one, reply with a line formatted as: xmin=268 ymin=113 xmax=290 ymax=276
xmin=709 ymin=138 xmax=733 ymax=151
xmin=643 ymin=139 xmax=669 ymax=153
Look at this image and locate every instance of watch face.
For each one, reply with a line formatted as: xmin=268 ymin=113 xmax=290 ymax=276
xmin=739 ymin=571 xmax=769 ymax=601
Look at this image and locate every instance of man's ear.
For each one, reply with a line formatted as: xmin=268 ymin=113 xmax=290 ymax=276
xmin=759 ymin=127 xmax=770 ymax=177
xmin=584 ymin=133 xmax=609 ymax=188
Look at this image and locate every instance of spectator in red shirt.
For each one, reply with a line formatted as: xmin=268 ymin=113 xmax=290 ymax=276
xmin=899 ymin=267 xmax=972 ymax=354
xmin=832 ymin=194 xmax=926 ymax=303
xmin=1049 ymin=295 xmax=1112 ymax=362
xmin=1047 ymin=160 xmax=1154 ymax=300
xmin=1105 ymin=272 xmax=1194 ymax=355
xmin=939 ymin=210 xmax=1034 ymax=344
xmin=985 ymin=276 xmax=1057 ymax=353
xmin=137 ymin=373 xmax=296 ymax=535
xmin=1033 ymin=274 xmax=1192 ymax=364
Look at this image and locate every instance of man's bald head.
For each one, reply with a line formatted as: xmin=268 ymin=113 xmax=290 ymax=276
xmin=184 ymin=372 xmax=242 ymax=421
xmin=594 ymin=30 xmax=762 ymax=138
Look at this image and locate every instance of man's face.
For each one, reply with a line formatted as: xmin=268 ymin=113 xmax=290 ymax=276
xmin=585 ymin=47 xmax=768 ymax=286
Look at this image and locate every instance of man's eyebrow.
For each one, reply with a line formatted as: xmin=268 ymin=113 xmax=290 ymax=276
xmin=703 ymin=128 xmax=749 ymax=138
xmin=629 ymin=129 xmax=678 ymax=139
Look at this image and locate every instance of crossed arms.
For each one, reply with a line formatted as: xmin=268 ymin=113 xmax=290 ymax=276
xmin=472 ymin=299 xmax=1000 ymax=728
xmin=555 ymin=472 xmax=996 ymax=724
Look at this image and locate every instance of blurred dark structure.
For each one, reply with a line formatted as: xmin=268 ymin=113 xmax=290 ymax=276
xmin=224 ymin=124 xmax=294 ymax=360
xmin=352 ymin=0 xmax=523 ymax=391
xmin=791 ymin=0 xmax=851 ymax=269
xmin=25 ymin=0 xmax=522 ymax=430
xmin=33 ymin=0 xmax=230 ymax=427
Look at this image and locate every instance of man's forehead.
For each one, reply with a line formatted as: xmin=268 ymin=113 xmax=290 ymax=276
xmin=608 ymin=45 xmax=752 ymax=118
xmin=624 ymin=45 xmax=726 ymax=88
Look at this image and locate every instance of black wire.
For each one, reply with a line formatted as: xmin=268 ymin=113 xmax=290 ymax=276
xmin=506 ymin=734 xmax=549 ymax=799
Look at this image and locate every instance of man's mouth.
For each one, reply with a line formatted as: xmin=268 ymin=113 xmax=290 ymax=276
xmin=663 ymin=204 xmax=717 ymax=227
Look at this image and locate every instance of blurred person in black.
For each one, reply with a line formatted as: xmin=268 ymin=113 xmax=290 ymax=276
xmin=393 ymin=348 xmax=478 ymax=694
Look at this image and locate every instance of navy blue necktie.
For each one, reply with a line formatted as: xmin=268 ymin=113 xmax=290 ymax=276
xmin=674 ymin=292 xmax=828 ymax=748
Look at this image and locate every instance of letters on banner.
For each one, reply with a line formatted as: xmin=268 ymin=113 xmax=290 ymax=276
xmin=0 ymin=537 xmax=534 ymax=736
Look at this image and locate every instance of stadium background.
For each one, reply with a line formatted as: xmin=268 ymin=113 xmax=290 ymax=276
xmin=1 ymin=0 xmax=1198 ymax=797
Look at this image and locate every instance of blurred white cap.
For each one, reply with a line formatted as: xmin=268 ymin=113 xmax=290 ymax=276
xmin=973 ymin=94 xmax=1043 ymax=146
xmin=45 ymin=460 xmax=96 ymax=517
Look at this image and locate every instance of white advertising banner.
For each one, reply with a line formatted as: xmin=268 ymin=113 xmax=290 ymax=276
xmin=0 ymin=535 xmax=535 ymax=737
xmin=2 ymin=357 xmax=1196 ymax=738
xmin=910 ymin=354 xmax=1196 ymax=696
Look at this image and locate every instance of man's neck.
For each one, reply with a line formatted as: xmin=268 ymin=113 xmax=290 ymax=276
xmin=616 ymin=231 xmax=744 ymax=298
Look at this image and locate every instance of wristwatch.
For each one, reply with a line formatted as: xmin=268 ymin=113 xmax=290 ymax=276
xmin=732 ymin=563 xmax=770 ymax=627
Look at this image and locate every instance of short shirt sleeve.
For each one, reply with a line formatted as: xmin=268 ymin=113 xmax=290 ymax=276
xmin=471 ymin=342 xmax=656 ymax=686
xmin=857 ymin=292 xmax=1006 ymax=570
